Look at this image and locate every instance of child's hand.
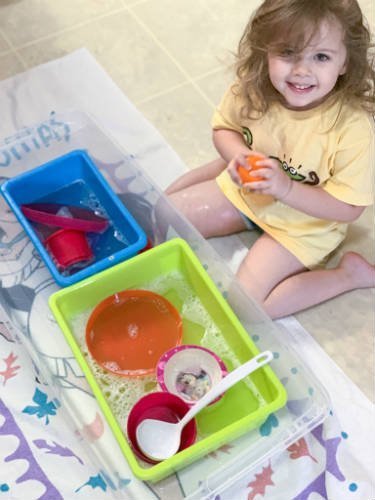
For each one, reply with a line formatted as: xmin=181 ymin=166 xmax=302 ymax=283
xmin=241 ymin=156 xmax=293 ymax=200
xmin=227 ymin=152 xmax=263 ymax=186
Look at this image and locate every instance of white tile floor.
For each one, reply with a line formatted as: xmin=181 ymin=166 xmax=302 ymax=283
xmin=0 ymin=0 xmax=373 ymax=399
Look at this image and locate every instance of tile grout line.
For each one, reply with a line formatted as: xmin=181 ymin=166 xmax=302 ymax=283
xmin=13 ymin=50 xmax=28 ymax=69
xmin=127 ymin=8 xmax=218 ymax=109
xmin=0 ymin=26 xmax=15 ymax=51
xmin=1 ymin=1 xmax=225 ymax=107
xmin=136 ymin=81 xmax=194 ymax=105
xmin=135 ymin=66 xmax=228 ymax=106
xmin=120 ymin=0 xmax=149 ymax=7
xmin=0 ymin=28 xmax=28 ymax=70
xmin=7 ymin=6 xmax=129 ymax=52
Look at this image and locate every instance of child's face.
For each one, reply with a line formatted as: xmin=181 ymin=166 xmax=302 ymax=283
xmin=267 ymin=19 xmax=347 ymax=110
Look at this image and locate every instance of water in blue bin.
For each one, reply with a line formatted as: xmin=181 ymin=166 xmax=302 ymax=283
xmin=33 ymin=181 xmax=132 ymax=275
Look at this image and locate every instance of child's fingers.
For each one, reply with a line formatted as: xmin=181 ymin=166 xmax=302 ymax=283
xmin=254 ymin=158 xmax=276 ymax=169
xmin=228 ymin=164 xmax=242 ymax=185
xmin=241 ymin=179 xmax=268 ymax=193
xmin=249 ymin=167 xmax=270 ymax=179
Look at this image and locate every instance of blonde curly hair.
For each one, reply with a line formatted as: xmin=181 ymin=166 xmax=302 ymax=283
xmin=234 ymin=0 xmax=375 ymax=117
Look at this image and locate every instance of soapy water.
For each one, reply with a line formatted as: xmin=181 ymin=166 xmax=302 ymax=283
xmin=127 ymin=323 xmax=139 ymax=339
xmin=77 ymin=187 xmax=131 ymax=246
xmin=70 ymin=270 xmax=266 ymax=435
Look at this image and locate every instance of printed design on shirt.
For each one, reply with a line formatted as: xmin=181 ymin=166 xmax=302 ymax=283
xmin=271 ymin=156 xmax=320 ymax=185
xmin=242 ymin=127 xmax=253 ymax=148
xmin=241 ymin=127 xmax=320 ymax=185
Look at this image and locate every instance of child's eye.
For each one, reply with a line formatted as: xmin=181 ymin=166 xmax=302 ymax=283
xmin=315 ymin=53 xmax=330 ymax=62
xmin=280 ymin=48 xmax=295 ymax=58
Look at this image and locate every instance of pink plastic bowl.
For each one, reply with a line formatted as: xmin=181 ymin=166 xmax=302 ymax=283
xmin=127 ymin=392 xmax=197 ymax=463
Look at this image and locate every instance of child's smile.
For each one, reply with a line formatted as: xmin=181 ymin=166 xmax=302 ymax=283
xmin=287 ymin=83 xmax=314 ymax=92
xmin=267 ymin=19 xmax=347 ymax=110
xmin=285 ymin=82 xmax=317 ymax=99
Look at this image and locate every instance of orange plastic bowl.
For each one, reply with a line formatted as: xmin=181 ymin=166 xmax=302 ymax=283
xmin=86 ymin=290 xmax=183 ymax=377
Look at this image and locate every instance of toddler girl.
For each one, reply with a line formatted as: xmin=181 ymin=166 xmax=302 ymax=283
xmin=166 ymin=0 xmax=375 ymax=319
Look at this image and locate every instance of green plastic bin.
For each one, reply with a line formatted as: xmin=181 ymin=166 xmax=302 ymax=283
xmin=49 ymin=238 xmax=287 ymax=482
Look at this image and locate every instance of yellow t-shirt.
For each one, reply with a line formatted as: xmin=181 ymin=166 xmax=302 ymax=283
xmin=213 ymin=85 xmax=374 ymax=268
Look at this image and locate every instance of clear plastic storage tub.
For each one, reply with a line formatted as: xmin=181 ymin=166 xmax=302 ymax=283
xmin=0 ymin=112 xmax=330 ymax=499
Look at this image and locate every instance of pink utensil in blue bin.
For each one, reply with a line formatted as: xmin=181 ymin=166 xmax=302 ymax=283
xmin=0 ymin=150 xmax=147 ymax=286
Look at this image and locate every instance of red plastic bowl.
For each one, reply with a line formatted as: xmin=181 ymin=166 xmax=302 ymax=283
xmin=127 ymin=392 xmax=197 ymax=463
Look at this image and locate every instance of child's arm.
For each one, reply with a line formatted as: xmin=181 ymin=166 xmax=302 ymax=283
xmin=165 ymin=129 xmax=251 ymax=194
xmin=280 ymin=181 xmax=365 ymax=222
xmin=214 ymin=128 xmax=366 ymax=223
xmin=166 ymin=128 xmax=251 ymax=195
xmin=250 ymin=157 xmax=366 ymax=223
xmin=213 ymin=129 xmax=252 ymax=162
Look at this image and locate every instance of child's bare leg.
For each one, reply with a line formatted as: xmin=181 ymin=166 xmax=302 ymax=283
xmin=168 ymin=179 xmax=247 ymax=237
xmin=237 ymin=233 xmax=375 ymax=319
xmin=264 ymin=252 xmax=375 ymax=318
xmin=236 ymin=233 xmax=307 ymax=310
xmin=154 ymin=158 xmax=227 ymax=241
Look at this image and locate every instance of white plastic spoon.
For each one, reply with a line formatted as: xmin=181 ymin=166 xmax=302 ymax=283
xmin=136 ymin=350 xmax=274 ymax=461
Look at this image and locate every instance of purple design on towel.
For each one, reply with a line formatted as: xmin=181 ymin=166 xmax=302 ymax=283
xmin=293 ymin=471 xmax=328 ymax=500
xmin=0 ymin=397 xmax=62 ymax=499
xmin=311 ymin=424 xmax=344 ymax=480
xmin=33 ymin=439 xmax=84 ymax=464
xmin=292 ymin=423 xmax=345 ymax=499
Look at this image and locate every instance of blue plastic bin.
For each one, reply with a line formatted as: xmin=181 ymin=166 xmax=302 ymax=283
xmin=0 ymin=150 xmax=147 ymax=286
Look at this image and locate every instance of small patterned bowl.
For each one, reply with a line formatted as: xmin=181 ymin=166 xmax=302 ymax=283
xmin=156 ymin=345 xmax=228 ymax=406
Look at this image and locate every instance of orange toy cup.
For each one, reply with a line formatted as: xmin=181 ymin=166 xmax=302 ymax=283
xmin=237 ymin=155 xmax=264 ymax=183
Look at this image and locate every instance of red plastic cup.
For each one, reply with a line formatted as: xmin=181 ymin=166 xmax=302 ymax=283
xmin=127 ymin=392 xmax=197 ymax=463
xmin=44 ymin=228 xmax=93 ymax=269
